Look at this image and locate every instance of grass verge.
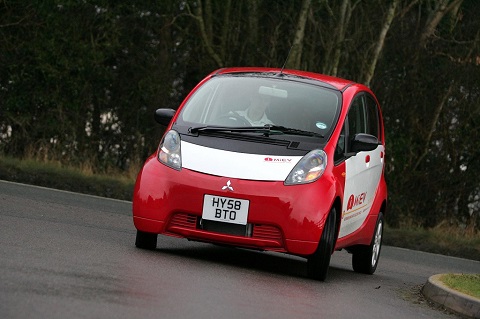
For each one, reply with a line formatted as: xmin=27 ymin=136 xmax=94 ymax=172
xmin=0 ymin=155 xmax=479 ymax=261
xmin=383 ymin=226 xmax=480 ymax=262
xmin=440 ymin=274 xmax=480 ymax=299
xmin=0 ymin=155 xmax=134 ymax=201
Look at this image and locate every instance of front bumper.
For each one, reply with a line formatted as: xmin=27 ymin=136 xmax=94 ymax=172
xmin=133 ymin=155 xmax=336 ymax=256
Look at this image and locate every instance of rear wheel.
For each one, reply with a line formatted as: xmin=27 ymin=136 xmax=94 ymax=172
xmin=135 ymin=230 xmax=158 ymax=250
xmin=307 ymin=208 xmax=337 ymax=281
xmin=352 ymin=212 xmax=384 ymax=274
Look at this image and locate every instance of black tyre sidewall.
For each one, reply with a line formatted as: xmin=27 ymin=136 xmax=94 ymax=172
xmin=135 ymin=230 xmax=158 ymax=250
xmin=307 ymin=208 xmax=337 ymax=281
xmin=352 ymin=212 xmax=384 ymax=274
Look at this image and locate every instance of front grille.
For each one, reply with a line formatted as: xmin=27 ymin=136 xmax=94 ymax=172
xmin=252 ymin=224 xmax=283 ymax=242
xmin=169 ymin=213 xmax=197 ymax=229
xmin=201 ymin=220 xmax=247 ymax=236
xmin=167 ymin=213 xmax=284 ymax=248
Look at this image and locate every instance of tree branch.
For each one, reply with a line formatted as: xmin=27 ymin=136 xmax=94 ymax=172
xmin=413 ymin=83 xmax=454 ymax=171
xmin=363 ymin=0 xmax=399 ymax=86
xmin=285 ymin=0 xmax=311 ymax=70
xmin=419 ymin=0 xmax=464 ymax=47
xmin=192 ymin=0 xmax=223 ymax=67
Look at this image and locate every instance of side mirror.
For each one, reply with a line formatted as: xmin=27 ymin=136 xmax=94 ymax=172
xmin=154 ymin=108 xmax=176 ymax=126
xmin=350 ymin=133 xmax=379 ymax=153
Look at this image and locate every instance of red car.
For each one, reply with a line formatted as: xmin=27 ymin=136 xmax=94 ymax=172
xmin=133 ymin=67 xmax=387 ymax=281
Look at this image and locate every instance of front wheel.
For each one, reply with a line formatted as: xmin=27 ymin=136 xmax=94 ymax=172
xmin=352 ymin=212 xmax=384 ymax=274
xmin=307 ymin=208 xmax=337 ymax=281
xmin=135 ymin=230 xmax=157 ymax=250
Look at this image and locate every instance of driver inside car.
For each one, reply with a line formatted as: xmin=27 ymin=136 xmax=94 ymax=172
xmin=236 ymin=93 xmax=274 ymax=126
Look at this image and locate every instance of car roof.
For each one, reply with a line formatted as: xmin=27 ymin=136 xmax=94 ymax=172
xmin=212 ymin=67 xmax=355 ymax=92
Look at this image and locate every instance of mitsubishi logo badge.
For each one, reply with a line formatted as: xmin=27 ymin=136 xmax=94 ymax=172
xmin=222 ymin=180 xmax=234 ymax=191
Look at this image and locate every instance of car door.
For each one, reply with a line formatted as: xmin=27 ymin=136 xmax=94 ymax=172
xmin=339 ymin=94 xmax=384 ymax=238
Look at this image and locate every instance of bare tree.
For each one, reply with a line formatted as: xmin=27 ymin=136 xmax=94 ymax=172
xmin=285 ymin=0 xmax=311 ymax=69
xmin=419 ymin=0 xmax=463 ymax=47
xmin=187 ymin=0 xmax=224 ymax=67
xmin=321 ymin=0 xmax=359 ymax=76
xmin=362 ymin=0 xmax=399 ymax=86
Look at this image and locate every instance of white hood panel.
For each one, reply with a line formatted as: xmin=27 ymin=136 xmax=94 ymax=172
xmin=181 ymin=141 xmax=302 ymax=181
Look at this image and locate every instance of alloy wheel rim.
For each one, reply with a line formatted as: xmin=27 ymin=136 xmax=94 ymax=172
xmin=371 ymin=221 xmax=383 ymax=267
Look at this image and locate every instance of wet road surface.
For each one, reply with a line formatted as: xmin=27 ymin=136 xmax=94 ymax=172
xmin=1 ymin=180 xmax=478 ymax=319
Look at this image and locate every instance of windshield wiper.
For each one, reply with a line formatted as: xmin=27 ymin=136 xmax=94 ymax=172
xmin=263 ymin=124 xmax=324 ymax=138
xmin=189 ymin=124 xmax=323 ymax=138
xmin=189 ymin=126 xmax=276 ymax=134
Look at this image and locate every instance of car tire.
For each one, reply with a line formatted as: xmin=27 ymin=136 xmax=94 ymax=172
xmin=307 ymin=208 xmax=337 ymax=281
xmin=135 ymin=230 xmax=157 ymax=250
xmin=352 ymin=212 xmax=384 ymax=274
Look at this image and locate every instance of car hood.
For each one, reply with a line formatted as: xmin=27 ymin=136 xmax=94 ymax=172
xmin=181 ymin=141 xmax=302 ymax=181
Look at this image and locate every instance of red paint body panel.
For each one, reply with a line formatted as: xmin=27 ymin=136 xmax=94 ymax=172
xmin=335 ymin=176 xmax=387 ymax=249
xmin=133 ymin=154 xmax=339 ymax=256
xmin=132 ymin=67 xmax=388 ymax=265
xmin=212 ymin=67 xmax=355 ymax=91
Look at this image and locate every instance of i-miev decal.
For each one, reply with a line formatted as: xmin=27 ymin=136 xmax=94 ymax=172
xmin=342 ymin=192 xmax=368 ymax=221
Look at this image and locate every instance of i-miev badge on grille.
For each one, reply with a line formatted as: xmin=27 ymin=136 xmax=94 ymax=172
xmin=222 ymin=180 xmax=234 ymax=191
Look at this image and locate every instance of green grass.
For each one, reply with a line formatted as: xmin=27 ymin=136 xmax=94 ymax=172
xmin=383 ymin=226 xmax=480 ymax=262
xmin=0 ymin=154 xmax=479 ymax=262
xmin=440 ymin=274 xmax=480 ymax=299
xmin=0 ymin=155 xmax=135 ymax=201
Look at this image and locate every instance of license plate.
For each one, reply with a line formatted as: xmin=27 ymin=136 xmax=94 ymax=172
xmin=202 ymin=195 xmax=250 ymax=225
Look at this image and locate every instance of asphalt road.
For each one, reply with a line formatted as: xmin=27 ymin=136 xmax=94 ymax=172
xmin=1 ymin=180 xmax=478 ymax=319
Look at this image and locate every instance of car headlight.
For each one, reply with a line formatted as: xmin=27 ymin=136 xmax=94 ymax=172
xmin=158 ymin=130 xmax=182 ymax=170
xmin=285 ymin=150 xmax=327 ymax=185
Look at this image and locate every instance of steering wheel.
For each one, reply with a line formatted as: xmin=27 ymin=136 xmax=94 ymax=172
xmin=215 ymin=112 xmax=251 ymax=126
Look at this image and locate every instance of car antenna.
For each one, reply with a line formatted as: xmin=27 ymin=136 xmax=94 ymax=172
xmin=279 ymin=44 xmax=295 ymax=75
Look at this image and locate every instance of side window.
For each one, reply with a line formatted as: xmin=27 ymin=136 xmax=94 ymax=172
xmin=348 ymin=95 xmax=367 ymax=137
xmin=334 ymin=124 xmax=346 ymax=162
xmin=348 ymin=96 xmax=366 ymax=136
xmin=336 ymin=95 xmax=365 ymax=162
xmin=365 ymin=95 xmax=380 ymax=139
xmin=338 ymin=93 xmax=379 ymax=160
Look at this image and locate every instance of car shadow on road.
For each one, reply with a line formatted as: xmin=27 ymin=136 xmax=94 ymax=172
xmin=151 ymin=240 xmax=359 ymax=282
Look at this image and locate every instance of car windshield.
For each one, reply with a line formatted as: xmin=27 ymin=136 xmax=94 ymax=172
xmin=178 ymin=75 xmax=340 ymax=138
